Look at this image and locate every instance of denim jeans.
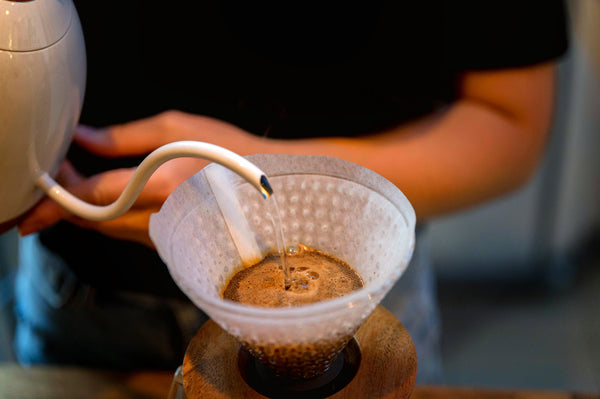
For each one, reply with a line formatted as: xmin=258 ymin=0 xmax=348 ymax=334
xmin=14 ymin=234 xmax=208 ymax=370
xmin=14 ymin=229 xmax=442 ymax=382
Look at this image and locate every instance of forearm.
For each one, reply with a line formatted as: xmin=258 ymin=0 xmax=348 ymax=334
xmin=236 ymin=100 xmax=547 ymax=220
xmin=19 ymin=64 xmax=555 ymax=241
xmin=99 ymin=63 xmax=555 ymax=221
xmin=224 ymin=62 xmax=557 ymax=221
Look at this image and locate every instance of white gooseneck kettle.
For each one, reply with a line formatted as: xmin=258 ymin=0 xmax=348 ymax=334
xmin=0 ymin=0 xmax=272 ymax=232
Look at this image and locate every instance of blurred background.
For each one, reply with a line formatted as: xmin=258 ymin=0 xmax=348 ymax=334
xmin=1 ymin=0 xmax=598 ymax=393
xmin=429 ymin=0 xmax=600 ymax=392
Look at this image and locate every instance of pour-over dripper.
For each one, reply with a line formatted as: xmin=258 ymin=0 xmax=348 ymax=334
xmin=150 ymin=154 xmax=416 ymax=380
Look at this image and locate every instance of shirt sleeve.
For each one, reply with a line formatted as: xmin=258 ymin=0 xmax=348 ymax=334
xmin=441 ymin=0 xmax=569 ymax=70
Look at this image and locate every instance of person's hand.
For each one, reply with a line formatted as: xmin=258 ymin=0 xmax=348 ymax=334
xmin=17 ymin=111 xmax=256 ymax=247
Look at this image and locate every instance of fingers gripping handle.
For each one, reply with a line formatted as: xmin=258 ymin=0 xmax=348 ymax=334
xmin=35 ymin=141 xmax=273 ymax=221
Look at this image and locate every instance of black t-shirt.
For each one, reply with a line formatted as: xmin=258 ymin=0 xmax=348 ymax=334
xmin=40 ymin=0 xmax=568 ymax=297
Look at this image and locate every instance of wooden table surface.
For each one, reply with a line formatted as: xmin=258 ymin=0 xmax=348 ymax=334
xmin=0 ymin=363 xmax=597 ymax=399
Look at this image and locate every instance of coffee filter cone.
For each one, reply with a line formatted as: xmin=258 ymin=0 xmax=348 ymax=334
xmin=150 ymin=154 xmax=415 ymax=378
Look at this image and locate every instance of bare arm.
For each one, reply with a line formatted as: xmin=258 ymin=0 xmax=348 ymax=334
xmin=18 ymin=61 xmax=558 ymax=243
xmin=196 ymin=61 xmax=558 ymax=219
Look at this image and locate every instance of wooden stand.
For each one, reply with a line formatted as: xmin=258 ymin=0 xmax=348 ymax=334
xmin=182 ymin=305 xmax=417 ymax=399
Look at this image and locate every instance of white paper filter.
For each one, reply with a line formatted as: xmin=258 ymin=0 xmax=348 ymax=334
xmin=149 ymin=154 xmax=416 ymax=378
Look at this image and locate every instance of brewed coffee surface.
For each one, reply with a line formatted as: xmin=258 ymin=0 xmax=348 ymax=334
xmin=222 ymin=245 xmax=364 ymax=307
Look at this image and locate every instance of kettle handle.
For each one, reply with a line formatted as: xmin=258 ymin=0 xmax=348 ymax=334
xmin=35 ymin=141 xmax=273 ymax=221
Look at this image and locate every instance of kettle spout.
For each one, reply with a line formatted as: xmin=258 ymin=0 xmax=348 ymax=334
xmin=35 ymin=141 xmax=271 ymax=221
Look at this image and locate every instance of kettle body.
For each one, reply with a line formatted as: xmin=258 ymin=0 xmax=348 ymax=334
xmin=0 ymin=0 xmax=86 ymax=224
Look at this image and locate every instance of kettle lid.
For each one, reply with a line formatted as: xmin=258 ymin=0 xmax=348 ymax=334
xmin=0 ymin=0 xmax=73 ymax=51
